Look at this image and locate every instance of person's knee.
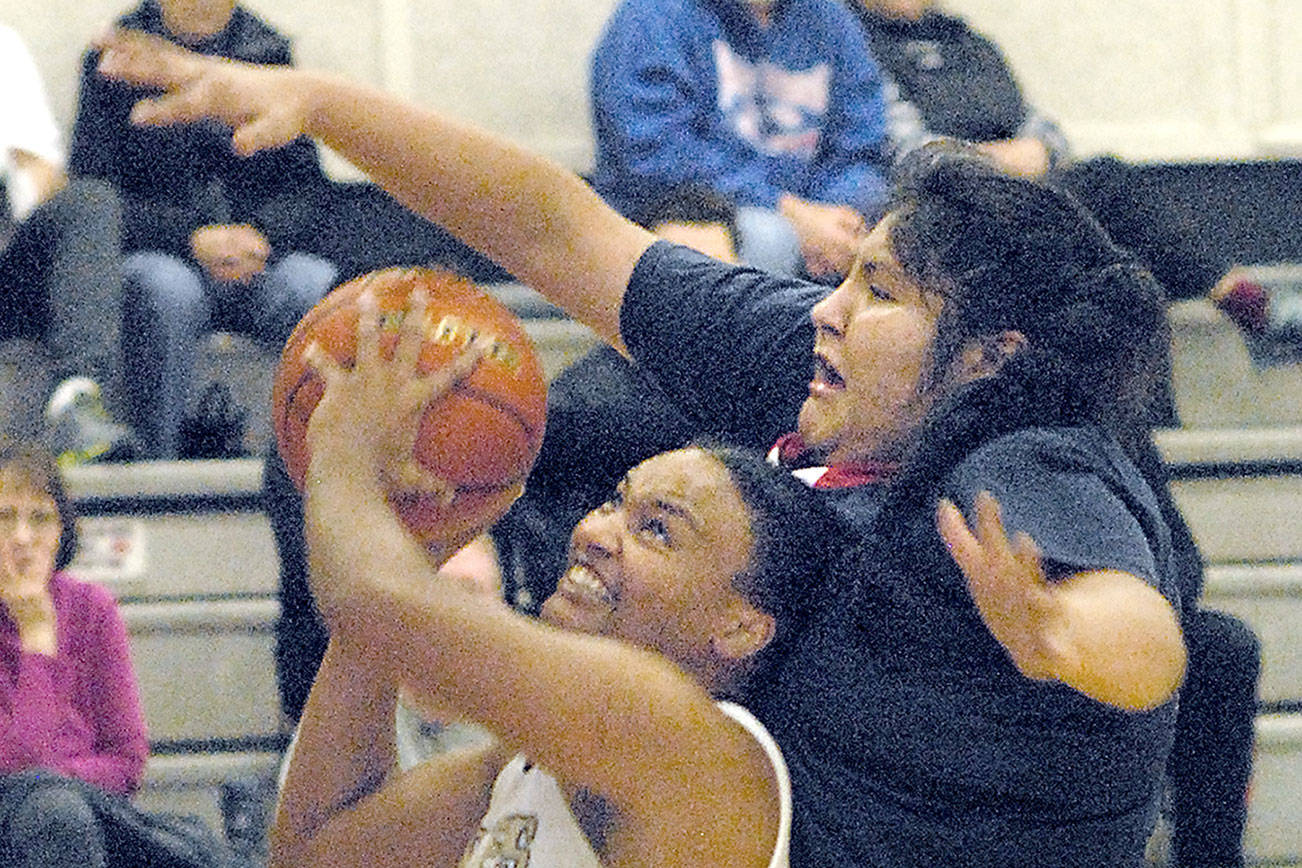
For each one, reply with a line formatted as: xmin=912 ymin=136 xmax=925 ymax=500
xmin=733 ymin=207 xmax=802 ymax=276
xmin=273 ymin=252 xmax=339 ymax=302
xmin=1187 ymin=609 xmax=1262 ymax=684
xmin=123 ymin=253 xmax=206 ymax=319
xmin=5 ymin=782 xmax=106 ymax=866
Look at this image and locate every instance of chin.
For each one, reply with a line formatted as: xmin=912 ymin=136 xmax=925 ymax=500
xmin=797 ymin=406 xmax=840 ymax=460
xmin=539 ymin=594 xmax=609 ymax=636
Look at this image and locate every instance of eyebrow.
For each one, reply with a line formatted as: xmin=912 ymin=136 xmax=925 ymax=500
xmin=620 ymin=476 xmax=705 ymax=533
xmin=647 ymin=497 xmax=702 ymax=532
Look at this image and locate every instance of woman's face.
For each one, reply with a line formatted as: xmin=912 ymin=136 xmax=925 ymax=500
xmin=797 ymin=217 xmax=948 ymax=465
xmin=541 ymin=449 xmax=757 ymax=675
xmin=0 ymin=473 xmax=61 ymax=592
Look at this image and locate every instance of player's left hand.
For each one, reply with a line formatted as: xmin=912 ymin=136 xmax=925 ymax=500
xmin=303 ymin=288 xmax=489 ymax=503
xmin=937 ymin=491 xmax=1073 ymax=682
xmin=96 ymin=28 xmax=312 ymax=156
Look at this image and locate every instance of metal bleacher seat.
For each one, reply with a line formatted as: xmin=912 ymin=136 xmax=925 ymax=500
xmin=1164 ymin=297 xmax=1302 ymax=866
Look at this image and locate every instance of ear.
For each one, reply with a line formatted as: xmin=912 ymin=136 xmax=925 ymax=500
xmin=710 ymin=598 xmax=776 ymax=663
xmin=953 ymin=330 xmax=1026 ymax=383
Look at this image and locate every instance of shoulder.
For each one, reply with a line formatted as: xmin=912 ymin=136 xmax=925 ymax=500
xmin=628 ymin=241 xmax=819 ymax=309
xmin=715 ymin=701 xmax=791 ymax=868
xmin=959 ymin=426 xmax=1124 ymax=475
xmin=48 ymin=572 xmax=123 ymax=626
xmin=226 ymin=6 xmax=293 ymax=63
xmin=948 ymin=426 xmax=1149 ymax=504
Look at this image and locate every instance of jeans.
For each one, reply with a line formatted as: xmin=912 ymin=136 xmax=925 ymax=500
xmin=122 ymin=250 xmax=338 ymax=459
xmin=734 ymin=206 xmax=803 ymax=277
xmin=3 ymin=779 xmax=108 ymax=868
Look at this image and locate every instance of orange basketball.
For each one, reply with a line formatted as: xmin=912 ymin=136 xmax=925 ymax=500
xmin=272 ymin=267 xmax=547 ymax=544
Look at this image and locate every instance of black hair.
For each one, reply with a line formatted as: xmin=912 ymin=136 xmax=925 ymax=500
xmin=690 ymin=442 xmax=839 ymax=698
xmin=883 ymin=142 xmax=1170 ymax=492
xmin=0 ymin=437 xmax=79 ymax=570
xmin=628 ymin=183 xmax=740 ymax=255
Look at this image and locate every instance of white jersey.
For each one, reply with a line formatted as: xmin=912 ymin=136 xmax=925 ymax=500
xmin=458 ymin=701 xmax=791 ymax=868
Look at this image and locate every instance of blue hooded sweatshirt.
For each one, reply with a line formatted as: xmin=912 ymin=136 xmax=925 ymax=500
xmin=590 ymin=0 xmax=889 ymax=218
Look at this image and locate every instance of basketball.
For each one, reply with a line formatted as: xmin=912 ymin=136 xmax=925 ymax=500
xmin=272 ymin=267 xmax=548 ymax=544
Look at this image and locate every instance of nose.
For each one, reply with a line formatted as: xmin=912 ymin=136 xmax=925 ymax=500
xmin=11 ymin=517 xmax=36 ymax=545
xmin=811 ymin=283 xmax=850 ymax=337
xmin=572 ymin=502 xmax=623 ymax=561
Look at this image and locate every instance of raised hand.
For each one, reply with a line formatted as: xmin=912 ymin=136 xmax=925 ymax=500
xmin=302 ymin=288 xmax=489 ymax=505
xmin=936 ymin=491 xmax=1075 ymax=683
xmin=95 ymin=28 xmax=315 ymax=155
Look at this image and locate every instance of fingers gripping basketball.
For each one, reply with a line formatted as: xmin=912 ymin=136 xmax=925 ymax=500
xmin=273 ymin=268 xmax=548 ymax=543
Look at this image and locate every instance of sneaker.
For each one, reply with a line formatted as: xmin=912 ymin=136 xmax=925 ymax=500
xmin=44 ymin=377 xmax=139 ymax=467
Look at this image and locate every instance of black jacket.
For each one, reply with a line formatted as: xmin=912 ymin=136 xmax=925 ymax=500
xmin=853 ymin=8 xmax=1027 ymax=142
xmin=69 ymin=0 xmax=331 ymax=256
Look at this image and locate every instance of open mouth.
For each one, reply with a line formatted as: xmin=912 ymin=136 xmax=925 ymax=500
xmin=557 ymin=559 xmax=615 ymax=607
xmin=812 ymin=353 xmax=845 ymax=390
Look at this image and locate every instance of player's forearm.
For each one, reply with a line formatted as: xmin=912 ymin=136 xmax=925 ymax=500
xmin=1047 ymin=570 xmax=1186 ymax=711
xmin=293 ymin=71 xmax=648 ymax=343
xmin=271 ymin=639 xmax=399 ymax=868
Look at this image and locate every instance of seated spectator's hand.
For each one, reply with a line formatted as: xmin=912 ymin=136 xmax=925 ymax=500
xmin=975 ymin=137 xmax=1051 ymax=178
xmin=779 ymin=195 xmax=865 ymax=279
xmin=190 ymin=223 xmax=270 ymax=283
xmin=0 ymin=582 xmax=57 ymax=656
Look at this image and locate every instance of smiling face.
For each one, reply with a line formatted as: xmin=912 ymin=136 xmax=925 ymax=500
xmin=797 ymin=217 xmax=951 ymax=465
xmin=0 ymin=472 xmax=62 ymax=594
xmin=540 ymin=449 xmax=762 ymax=681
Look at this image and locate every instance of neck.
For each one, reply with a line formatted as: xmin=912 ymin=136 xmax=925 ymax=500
xmin=161 ymin=3 xmax=235 ymax=43
xmin=747 ymin=1 xmax=774 ymax=27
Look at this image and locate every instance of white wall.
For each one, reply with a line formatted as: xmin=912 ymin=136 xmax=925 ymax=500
xmin=5 ymin=0 xmax=1301 ymax=174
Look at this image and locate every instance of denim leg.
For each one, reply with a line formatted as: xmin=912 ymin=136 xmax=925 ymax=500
xmin=36 ymin=180 xmax=125 ymax=399
xmin=243 ymin=253 xmax=339 ymax=349
xmin=734 ymin=206 xmax=803 ymax=277
xmin=4 ymin=782 xmax=108 ymax=868
xmin=122 ymin=252 xmax=209 ymax=459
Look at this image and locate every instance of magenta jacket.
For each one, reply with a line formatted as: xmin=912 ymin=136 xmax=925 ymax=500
xmin=0 ymin=572 xmax=148 ymax=796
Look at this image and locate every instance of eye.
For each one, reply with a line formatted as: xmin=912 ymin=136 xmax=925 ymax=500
xmin=867 ymin=282 xmax=894 ymax=302
xmin=631 ymin=513 xmax=672 ymax=545
xmin=31 ymin=510 xmax=59 ymax=528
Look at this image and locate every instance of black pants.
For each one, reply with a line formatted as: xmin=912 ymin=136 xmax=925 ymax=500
xmin=0 ymin=178 xmax=124 ymax=411
xmin=1170 ymin=608 xmax=1261 ymax=867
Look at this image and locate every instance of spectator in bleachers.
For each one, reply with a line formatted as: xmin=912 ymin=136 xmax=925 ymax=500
xmin=850 ymin=0 xmax=1230 ymax=306
xmin=852 ymin=4 xmax=1263 ymax=864
xmin=98 ymin=36 xmax=1189 ymax=864
xmin=0 ymin=437 xmax=148 ymax=866
xmin=69 ymin=0 xmax=339 ymax=459
xmin=589 ymin=0 xmax=890 ymax=281
xmin=0 ymin=24 xmax=136 ymax=467
xmin=275 ymin=301 xmax=834 ymax=865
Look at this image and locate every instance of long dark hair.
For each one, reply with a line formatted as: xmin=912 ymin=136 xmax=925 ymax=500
xmin=0 ymin=437 xmax=79 ymax=570
xmin=885 ymin=143 xmax=1169 ymax=494
xmin=693 ymin=442 xmax=840 ymax=697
